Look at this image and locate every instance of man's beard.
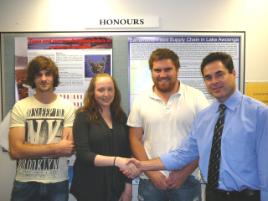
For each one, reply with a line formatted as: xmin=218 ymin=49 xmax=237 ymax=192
xmin=154 ymin=78 xmax=177 ymax=93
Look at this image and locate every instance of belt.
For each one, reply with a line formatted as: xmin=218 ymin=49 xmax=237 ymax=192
xmin=207 ymin=188 xmax=260 ymax=198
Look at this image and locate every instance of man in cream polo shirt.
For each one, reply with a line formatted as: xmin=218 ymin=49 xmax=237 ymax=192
xmin=128 ymin=48 xmax=209 ymax=201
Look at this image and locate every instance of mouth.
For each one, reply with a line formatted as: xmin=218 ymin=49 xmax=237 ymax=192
xmin=101 ymin=98 xmax=112 ymax=102
xmin=157 ymin=78 xmax=170 ymax=83
xmin=211 ymin=86 xmax=223 ymax=93
xmin=40 ymin=84 xmax=48 ymax=87
xmin=158 ymin=77 xmax=170 ymax=81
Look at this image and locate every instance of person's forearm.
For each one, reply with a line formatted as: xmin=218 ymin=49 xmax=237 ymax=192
xmin=130 ymin=136 xmax=149 ymax=161
xmin=94 ymin=155 xmax=116 ymax=166
xmin=130 ymin=137 xmax=158 ymax=178
xmin=179 ymin=159 xmax=198 ymax=176
xmin=10 ymin=136 xmax=74 ymax=159
xmin=10 ymin=143 xmax=61 ymax=159
xmin=129 ymin=128 xmax=160 ymax=178
xmin=94 ymin=155 xmax=132 ymax=170
xmin=140 ymin=157 xmax=165 ymax=171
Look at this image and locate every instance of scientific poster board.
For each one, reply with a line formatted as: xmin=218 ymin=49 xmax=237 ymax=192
xmin=1 ymin=31 xmax=245 ymax=117
xmin=15 ymin=36 xmax=113 ymax=108
xmin=128 ymin=32 xmax=245 ymax=105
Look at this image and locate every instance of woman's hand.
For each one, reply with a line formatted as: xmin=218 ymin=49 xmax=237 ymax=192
xmin=115 ymin=157 xmax=141 ymax=178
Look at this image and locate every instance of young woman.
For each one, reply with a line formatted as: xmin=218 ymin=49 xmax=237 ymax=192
xmin=70 ymin=73 xmax=133 ymax=201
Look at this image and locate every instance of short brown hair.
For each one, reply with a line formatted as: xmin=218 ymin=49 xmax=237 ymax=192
xmin=26 ymin=56 xmax=59 ymax=88
xmin=149 ymin=48 xmax=180 ymax=70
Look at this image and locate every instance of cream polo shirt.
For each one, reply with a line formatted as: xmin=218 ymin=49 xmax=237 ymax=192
xmin=127 ymin=82 xmax=209 ymax=177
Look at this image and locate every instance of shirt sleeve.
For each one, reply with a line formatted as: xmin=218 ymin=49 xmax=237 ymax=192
xmin=261 ymin=191 xmax=268 ymax=201
xmin=127 ymin=97 xmax=142 ymax=127
xmin=256 ymin=107 xmax=268 ymax=200
xmin=63 ymin=101 xmax=75 ymax=127
xmin=160 ymin=120 xmax=199 ymax=170
xmin=9 ymin=102 xmax=25 ymax=128
xmin=73 ymin=112 xmax=96 ymax=166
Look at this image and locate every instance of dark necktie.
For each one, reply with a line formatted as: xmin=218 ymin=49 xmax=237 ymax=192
xmin=207 ymin=104 xmax=226 ymax=189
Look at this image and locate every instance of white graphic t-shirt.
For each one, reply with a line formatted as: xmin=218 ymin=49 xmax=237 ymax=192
xmin=10 ymin=96 xmax=75 ymax=183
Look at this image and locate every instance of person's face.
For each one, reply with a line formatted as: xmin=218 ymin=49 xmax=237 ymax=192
xmin=94 ymin=76 xmax=115 ymax=109
xmin=203 ymin=60 xmax=236 ymax=103
xmin=34 ymin=69 xmax=54 ymax=93
xmin=151 ymin=59 xmax=178 ymax=93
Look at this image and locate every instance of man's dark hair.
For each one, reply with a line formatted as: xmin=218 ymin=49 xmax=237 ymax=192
xmin=200 ymin=52 xmax=234 ymax=75
xmin=149 ymin=48 xmax=180 ymax=70
xmin=26 ymin=56 xmax=59 ymax=88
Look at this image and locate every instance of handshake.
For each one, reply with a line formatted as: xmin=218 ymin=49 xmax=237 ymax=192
xmin=114 ymin=157 xmax=163 ymax=178
xmin=113 ymin=156 xmax=196 ymax=190
xmin=114 ymin=157 xmax=143 ymax=178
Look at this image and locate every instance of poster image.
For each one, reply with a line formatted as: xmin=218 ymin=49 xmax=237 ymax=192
xmin=84 ymin=54 xmax=111 ymax=78
xmin=15 ymin=67 xmax=28 ymax=99
xmin=128 ymin=34 xmax=244 ymax=104
xmin=27 ymin=37 xmax=112 ymax=49
xmin=15 ymin=36 xmax=113 ymax=107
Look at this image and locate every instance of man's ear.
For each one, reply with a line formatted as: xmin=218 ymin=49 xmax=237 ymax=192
xmin=231 ymin=69 xmax=236 ymax=76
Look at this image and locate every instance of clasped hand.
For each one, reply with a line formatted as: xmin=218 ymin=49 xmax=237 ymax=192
xmin=114 ymin=157 xmax=142 ymax=178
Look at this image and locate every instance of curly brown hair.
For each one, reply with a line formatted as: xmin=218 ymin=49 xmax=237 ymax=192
xmin=78 ymin=73 xmax=126 ymax=123
xmin=26 ymin=56 xmax=59 ymax=89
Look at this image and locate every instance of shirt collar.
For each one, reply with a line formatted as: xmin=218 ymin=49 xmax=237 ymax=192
xmin=212 ymin=90 xmax=242 ymax=113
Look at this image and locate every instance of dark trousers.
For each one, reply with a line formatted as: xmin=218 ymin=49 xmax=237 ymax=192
xmin=11 ymin=180 xmax=69 ymax=201
xmin=205 ymin=188 xmax=260 ymax=201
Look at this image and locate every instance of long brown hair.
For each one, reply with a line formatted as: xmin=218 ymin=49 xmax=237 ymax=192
xmin=78 ymin=73 xmax=126 ymax=123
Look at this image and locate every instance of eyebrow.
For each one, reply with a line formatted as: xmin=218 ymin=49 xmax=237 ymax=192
xmin=153 ymin=66 xmax=174 ymax=70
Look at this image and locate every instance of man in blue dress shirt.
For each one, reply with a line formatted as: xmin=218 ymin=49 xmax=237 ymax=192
xmin=127 ymin=52 xmax=268 ymax=201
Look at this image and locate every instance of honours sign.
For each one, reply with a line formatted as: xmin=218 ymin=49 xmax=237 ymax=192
xmin=99 ymin=18 xmax=145 ymax=26
xmin=85 ymin=16 xmax=159 ymax=29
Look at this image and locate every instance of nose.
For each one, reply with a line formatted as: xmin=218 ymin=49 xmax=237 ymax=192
xmin=209 ymin=76 xmax=220 ymax=85
xmin=159 ymin=70 xmax=167 ymax=78
xmin=41 ymin=74 xmax=47 ymax=81
xmin=103 ymin=90 xmax=109 ymax=96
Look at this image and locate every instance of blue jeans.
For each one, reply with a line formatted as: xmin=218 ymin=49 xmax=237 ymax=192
xmin=138 ymin=176 xmax=201 ymax=201
xmin=11 ymin=180 xmax=69 ymax=201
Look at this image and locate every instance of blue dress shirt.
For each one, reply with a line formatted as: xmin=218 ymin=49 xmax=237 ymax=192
xmin=161 ymin=90 xmax=268 ymax=201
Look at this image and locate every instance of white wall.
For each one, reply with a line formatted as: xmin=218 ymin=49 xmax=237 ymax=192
xmin=0 ymin=0 xmax=268 ymax=200
xmin=0 ymin=0 xmax=268 ymax=81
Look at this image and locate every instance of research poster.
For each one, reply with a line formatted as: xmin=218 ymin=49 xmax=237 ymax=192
xmin=15 ymin=36 xmax=113 ymax=108
xmin=128 ymin=33 xmax=244 ymax=105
